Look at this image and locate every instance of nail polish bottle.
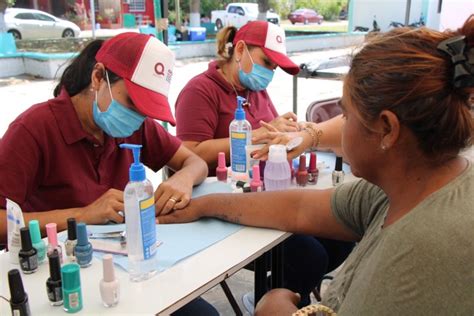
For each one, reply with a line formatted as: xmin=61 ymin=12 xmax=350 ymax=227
xmin=100 ymin=254 xmax=120 ymax=307
xmin=332 ymin=156 xmax=345 ymax=186
xmin=61 ymin=263 xmax=83 ymax=313
xmin=308 ymin=152 xmax=319 ymax=185
xmin=8 ymin=269 xmax=31 ymax=316
xmin=46 ymin=223 xmax=63 ymax=263
xmin=65 ymin=218 xmax=77 ymax=262
xmin=74 ymin=222 xmax=93 ymax=268
xmin=46 ymin=251 xmax=63 ymax=306
xmin=18 ymin=227 xmax=38 ymax=274
xmin=296 ymin=155 xmax=309 ymax=187
xmin=216 ymin=152 xmax=228 ymax=182
xmin=250 ymin=165 xmax=263 ymax=192
xmin=28 ymin=219 xmax=46 ymax=264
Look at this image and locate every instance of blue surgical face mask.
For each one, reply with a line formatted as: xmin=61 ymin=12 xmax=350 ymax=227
xmin=92 ymin=71 xmax=146 ymax=138
xmin=238 ymin=46 xmax=275 ymax=91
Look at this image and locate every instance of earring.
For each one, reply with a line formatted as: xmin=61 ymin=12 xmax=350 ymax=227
xmin=381 ymin=143 xmax=387 ymax=151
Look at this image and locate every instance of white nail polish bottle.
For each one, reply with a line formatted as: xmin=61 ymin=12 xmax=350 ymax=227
xmin=100 ymin=254 xmax=120 ymax=307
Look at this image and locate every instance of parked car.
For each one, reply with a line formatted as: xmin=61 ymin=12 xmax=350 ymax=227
xmin=288 ymin=9 xmax=323 ymax=25
xmin=212 ymin=3 xmax=280 ymax=30
xmin=5 ymin=8 xmax=81 ymax=40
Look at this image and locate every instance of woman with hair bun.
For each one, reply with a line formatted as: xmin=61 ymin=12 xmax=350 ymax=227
xmin=160 ymin=16 xmax=474 ymax=315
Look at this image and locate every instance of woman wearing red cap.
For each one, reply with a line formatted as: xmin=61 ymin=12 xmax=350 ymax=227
xmin=175 ymin=21 xmax=354 ymax=311
xmin=0 ymin=33 xmax=216 ymax=315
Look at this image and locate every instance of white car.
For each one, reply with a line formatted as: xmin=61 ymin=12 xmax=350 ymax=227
xmin=212 ymin=3 xmax=280 ymax=30
xmin=5 ymin=8 xmax=81 ymax=40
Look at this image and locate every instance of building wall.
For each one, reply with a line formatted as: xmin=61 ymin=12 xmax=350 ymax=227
xmin=350 ymin=0 xmax=473 ymax=32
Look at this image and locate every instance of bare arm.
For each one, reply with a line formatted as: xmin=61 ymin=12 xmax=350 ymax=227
xmin=154 ymin=144 xmax=208 ymax=215
xmin=158 ymin=189 xmax=359 ymax=242
xmin=183 ymin=138 xmax=230 ymax=171
xmin=252 ymin=114 xmax=345 ymax=160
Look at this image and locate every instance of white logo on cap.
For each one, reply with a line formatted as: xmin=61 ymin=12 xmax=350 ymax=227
xmin=131 ymin=37 xmax=175 ymax=97
xmin=264 ymin=23 xmax=286 ymax=55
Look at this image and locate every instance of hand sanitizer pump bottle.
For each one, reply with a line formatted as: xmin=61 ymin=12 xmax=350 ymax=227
xmin=230 ymin=96 xmax=252 ymax=182
xmin=119 ymin=144 xmax=158 ymax=282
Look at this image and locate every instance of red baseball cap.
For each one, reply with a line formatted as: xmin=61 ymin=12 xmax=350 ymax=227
xmin=233 ymin=21 xmax=299 ymax=75
xmin=96 ymin=32 xmax=176 ymax=125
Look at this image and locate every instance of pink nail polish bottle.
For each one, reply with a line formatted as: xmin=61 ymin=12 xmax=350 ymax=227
xmin=296 ymin=155 xmax=309 ymax=187
xmin=308 ymin=152 xmax=319 ymax=185
xmin=100 ymin=254 xmax=120 ymax=307
xmin=250 ymin=165 xmax=263 ymax=192
xmin=216 ymin=152 xmax=228 ymax=182
xmin=46 ymin=223 xmax=63 ymax=263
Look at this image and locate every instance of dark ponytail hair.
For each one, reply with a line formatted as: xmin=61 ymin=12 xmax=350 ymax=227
xmin=54 ymin=39 xmax=121 ymax=97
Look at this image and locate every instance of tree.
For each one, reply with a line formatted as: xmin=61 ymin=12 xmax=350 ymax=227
xmin=257 ymin=0 xmax=269 ymax=21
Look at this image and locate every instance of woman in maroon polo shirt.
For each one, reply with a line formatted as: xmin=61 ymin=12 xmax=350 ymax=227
xmin=175 ymin=21 xmax=301 ymax=175
xmin=0 ymin=33 xmax=208 ymax=241
xmin=175 ymin=21 xmax=354 ymax=311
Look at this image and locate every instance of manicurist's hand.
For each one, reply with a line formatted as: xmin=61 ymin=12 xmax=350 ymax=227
xmin=251 ymin=121 xmax=310 ymax=160
xmin=154 ymin=174 xmax=193 ymax=216
xmin=81 ymin=189 xmax=125 ymax=224
xmin=255 ymin=289 xmax=300 ymax=316
xmin=269 ymin=112 xmax=299 ymax=132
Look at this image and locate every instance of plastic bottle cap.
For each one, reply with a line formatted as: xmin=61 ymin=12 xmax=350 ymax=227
xmin=67 ymin=218 xmax=77 ymax=240
xmin=102 ymin=254 xmax=116 ymax=282
xmin=235 ymin=96 xmax=246 ymax=120
xmin=20 ymin=227 xmax=33 ymax=251
xmin=61 ymin=263 xmax=81 ymax=291
xmin=76 ymin=223 xmax=89 ymax=246
xmin=335 ymin=156 xmax=343 ymax=171
xmin=217 ymin=152 xmax=226 ymax=168
xmin=268 ymin=145 xmax=287 ymax=163
xmin=252 ymin=165 xmax=261 ymax=181
xmin=309 ymin=152 xmax=317 ymax=171
xmin=28 ymin=220 xmax=42 ymax=244
xmin=8 ymin=269 xmax=26 ymax=304
xmin=119 ymin=143 xmax=145 ymax=182
xmin=298 ymin=155 xmax=307 ymax=171
xmin=45 ymin=223 xmax=58 ymax=247
xmin=48 ymin=251 xmax=61 ymax=281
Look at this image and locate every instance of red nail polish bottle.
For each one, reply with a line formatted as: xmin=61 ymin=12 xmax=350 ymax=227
xmin=216 ymin=152 xmax=228 ymax=182
xmin=308 ymin=152 xmax=319 ymax=185
xmin=250 ymin=165 xmax=263 ymax=192
xmin=296 ymin=155 xmax=309 ymax=187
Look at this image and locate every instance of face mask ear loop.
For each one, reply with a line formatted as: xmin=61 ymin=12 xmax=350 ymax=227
xmin=244 ymin=44 xmax=255 ymax=66
xmin=105 ymin=70 xmax=114 ymax=101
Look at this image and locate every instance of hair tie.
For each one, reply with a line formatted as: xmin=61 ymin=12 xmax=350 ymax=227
xmin=225 ymin=42 xmax=234 ymax=57
xmin=437 ymin=35 xmax=474 ymax=89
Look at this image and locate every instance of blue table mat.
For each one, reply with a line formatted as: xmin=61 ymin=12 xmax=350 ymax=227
xmin=65 ymin=181 xmax=241 ymax=272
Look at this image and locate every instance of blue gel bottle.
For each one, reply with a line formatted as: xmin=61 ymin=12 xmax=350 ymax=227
xmin=74 ymin=223 xmax=92 ymax=268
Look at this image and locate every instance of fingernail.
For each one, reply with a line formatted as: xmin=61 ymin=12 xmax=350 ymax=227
xmin=156 ymin=218 xmax=160 ymax=224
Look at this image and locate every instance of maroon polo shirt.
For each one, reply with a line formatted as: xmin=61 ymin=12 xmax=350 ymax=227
xmin=175 ymin=61 xmax=278 ymax=143
xmin=0 ymin=89 xmax=181 ymax=212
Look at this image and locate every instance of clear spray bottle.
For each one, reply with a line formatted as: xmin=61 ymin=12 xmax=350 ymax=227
xmin=119 ymin=144 xmax=158 ymax=282
xmin=229 ymin=96 xmax=252 ymax=182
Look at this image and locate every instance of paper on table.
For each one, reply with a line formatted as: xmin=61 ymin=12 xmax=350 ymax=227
xmin=71 ymin=180 xmax=242 ymax=272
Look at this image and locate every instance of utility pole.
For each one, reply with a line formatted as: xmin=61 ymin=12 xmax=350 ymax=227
xmin=153 ymin=0 xmax=169 ymax=44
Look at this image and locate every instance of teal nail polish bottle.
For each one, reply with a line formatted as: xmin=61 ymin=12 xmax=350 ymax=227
xmin=29 ymin=220 xmax=46 ymax=264
xmin=61 ymin=263 xmax=83 ymax=313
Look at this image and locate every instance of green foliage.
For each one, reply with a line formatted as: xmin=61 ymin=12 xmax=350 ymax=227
xmin=318 ymin=1 xmax=341 ymax=21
